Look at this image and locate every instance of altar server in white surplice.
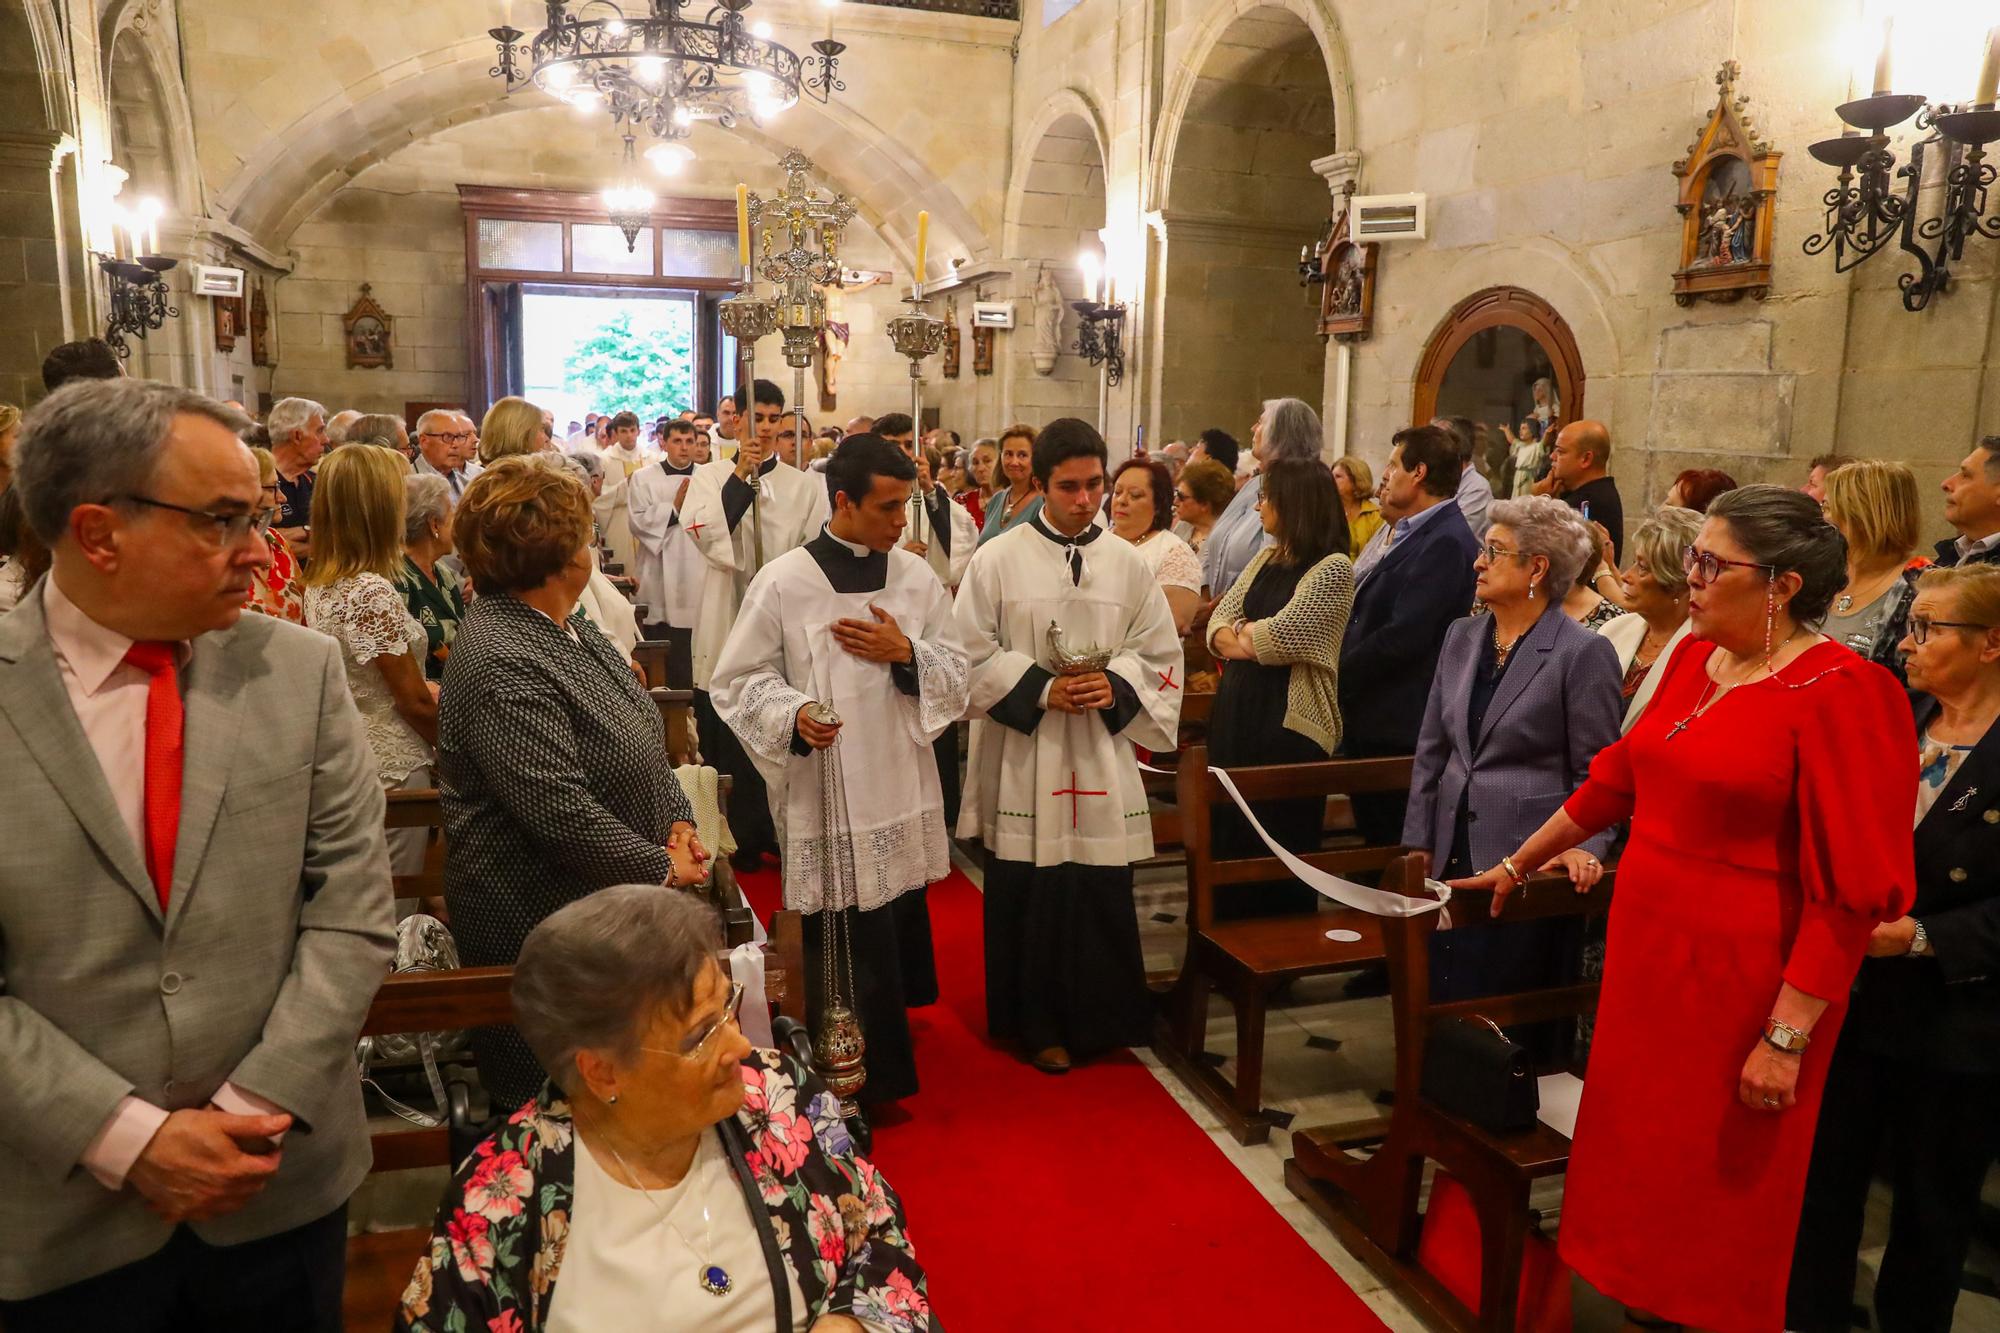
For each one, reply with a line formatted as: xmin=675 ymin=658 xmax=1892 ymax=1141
xmin=874 ymin=412 xmax=979 ymax=592
xmin=954 ymin=418 xmax=1183 ymax=1075
xmin=682 ymin=378 xmax=830 ymax=869
xmin=592 ymin=410 xmax=655 ymax=570
xmin=711 ymin=434 xmax=969 ymax=1102
xmin=625 ymin=417 xmax=705 ymax=688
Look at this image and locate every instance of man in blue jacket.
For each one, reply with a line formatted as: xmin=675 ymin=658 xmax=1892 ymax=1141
xmin=1339 ymin=422 xmax=1480 ymax=850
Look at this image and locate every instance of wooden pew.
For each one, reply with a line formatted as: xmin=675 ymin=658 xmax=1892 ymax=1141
xmin=1286 ymin=853 xmax=1612 ymax=1333
xmin=633 ymin=638 xmax=672 ymax=691
xmin=1153 ymin=743 xmax=1413 ymax=1145
xmin=650 ymin=686 xmax=698 ymax=766
xmin=384 ymin=788 xmax=445 ymax=906
xmin=344 ymin=911 xmax=809 ymax=1331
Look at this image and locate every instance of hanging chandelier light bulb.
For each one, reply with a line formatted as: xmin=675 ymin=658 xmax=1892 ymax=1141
xmin=602 ymin=134 xmax=655 ymax=253
xmin=489 ymin=0 xmax=850 ymax=143
xmin=645 ymin=141 xmax=694 ymax=174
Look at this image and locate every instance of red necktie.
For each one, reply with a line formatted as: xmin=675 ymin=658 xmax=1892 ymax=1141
xmin=122 ymin=641 xmax=184 ymax=911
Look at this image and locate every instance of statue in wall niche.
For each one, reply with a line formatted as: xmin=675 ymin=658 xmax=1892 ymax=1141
xmin=1673 ymin=61 xmax=1782 ymax=306
xmin=1031 ymin=262 xmax=1063 ymax=375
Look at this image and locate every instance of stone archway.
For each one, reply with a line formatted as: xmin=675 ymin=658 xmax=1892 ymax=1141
xmin=1155 ymin=4 xmax=1337 ymax=447
xmin=1003 ymin=96 xmax=1108 ymax=428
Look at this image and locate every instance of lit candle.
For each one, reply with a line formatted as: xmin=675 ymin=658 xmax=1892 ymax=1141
xmin=146 ymin=217 xmax=159 ymax=257
xmin=1872 ymin=16 xmax=1893 ymax=96
xmin=735 ymin=183 xmax=750 ymax=268
xmin=1079 ymin=251 xmax=1100 ymax=304
xmin=1976 ymin=25 xmax=2000 ymax=107
xmin=914 ymin=210 xmax=929 ymax=288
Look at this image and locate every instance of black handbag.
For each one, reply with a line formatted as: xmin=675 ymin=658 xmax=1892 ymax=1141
xmin=1420 ymin=1015 xmax=1540 ymax=1134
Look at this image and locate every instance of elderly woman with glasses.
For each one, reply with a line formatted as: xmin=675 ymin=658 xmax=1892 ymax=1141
xmin=1405 ymin=496 xmax=1623 ymax=1043
xmin=1596 ymin=506 xmax=1703 ymax=732
xmin=1451 ymin=486 xmax=1917 ymax=1331
xmin=397 ymin=887 xmax=933 ymax=1333
xmin=1790 ymin=565 xmax=2000 ymax=1333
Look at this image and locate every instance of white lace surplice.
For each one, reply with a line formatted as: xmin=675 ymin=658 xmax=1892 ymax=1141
xmin=710 ymin=546 xmax=968 ymax=914
xmin=304 ymin=572 xmax=432 ymax=785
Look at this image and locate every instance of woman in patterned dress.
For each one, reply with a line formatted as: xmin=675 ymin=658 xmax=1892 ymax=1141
xmin=439 ymin=457 xmax=707 ymax=1110
xmin=300 ymin=444 xmax=438 ymax=874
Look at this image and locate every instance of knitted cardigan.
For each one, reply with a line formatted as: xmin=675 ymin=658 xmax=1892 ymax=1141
xmin=1206 ymin=546 xmax=1355 ymax=755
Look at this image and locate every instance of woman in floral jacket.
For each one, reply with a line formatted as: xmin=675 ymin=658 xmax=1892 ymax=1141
xmin=397 ymin=886 xmax=934 ymax=1333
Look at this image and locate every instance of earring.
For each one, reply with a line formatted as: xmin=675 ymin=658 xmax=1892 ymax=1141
xmin=1527 ymin=581 xmax=1537 ymax=601
xmin=606 ymin=1094 xmax=619 ymax=1105
xmin=1764 ymin=582 xmax=1776 ymax=658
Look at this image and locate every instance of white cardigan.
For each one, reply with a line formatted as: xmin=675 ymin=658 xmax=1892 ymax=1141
xmin=1598 ymin=612 xmax=1692 ymax=733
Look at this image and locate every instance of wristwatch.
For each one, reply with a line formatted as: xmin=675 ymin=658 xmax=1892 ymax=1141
xmin=1909 ymin=919 xmax=1931 ymax=957
xmin=1762 ymin=1017 xmax=1810 ymax=1054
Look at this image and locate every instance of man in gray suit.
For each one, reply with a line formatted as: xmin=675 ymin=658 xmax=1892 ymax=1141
xmin=0 ymin=379 xmax=396 ymax=1330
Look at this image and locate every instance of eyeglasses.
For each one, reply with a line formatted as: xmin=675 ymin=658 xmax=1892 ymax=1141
xmin=640 ymin=980 xmax=746 ymax=1064
xmin=115 ymin=496 xmax=275 ymax=546
xmin=1174 ymin=489 xmax=1193 ymax=502
xmin=421 ymin=431 xmax=475 ymax=444
xmin=1682 ymin=544 xmax=1774 ymax=584
xmin=1480 ymin=541 xmax=1531 ymax=563
xmin=1908 ymin=616 xmax=1995 ymax=645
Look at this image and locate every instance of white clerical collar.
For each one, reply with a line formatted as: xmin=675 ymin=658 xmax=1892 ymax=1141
xmin=822 ymin=525 xmax=870 ymax=557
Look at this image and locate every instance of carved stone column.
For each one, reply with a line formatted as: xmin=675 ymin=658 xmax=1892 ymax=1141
xmin=0 ymin=129 xmax=78 ymax=402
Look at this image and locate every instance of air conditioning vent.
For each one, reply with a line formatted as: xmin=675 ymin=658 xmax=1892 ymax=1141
xmin=1350 ymin=193 xmax=1427 ymax=242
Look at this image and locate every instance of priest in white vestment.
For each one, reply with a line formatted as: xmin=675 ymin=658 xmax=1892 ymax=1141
xmin=625 ymin=418 xmax=704 ymax=688
xmin=592 ymin=410 xmax=655 ymax=571
xmin=955 ymin=419 xmax=1183 ymax=1073
xmin=711 ymin=434 xmax=969 ymax=1102
xmin=681 ymin=379 xmax=831 ymax=869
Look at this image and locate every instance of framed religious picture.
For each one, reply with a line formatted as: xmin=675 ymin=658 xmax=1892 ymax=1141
xmin=971 ymin=325 xmax=994 ymax=376
xmin=1316 ymin=185 xmax=1377 ymax=343
xmin=342 ymin=283 xmax=395 ymax=369
xmin=213 ymin=294 xmax=244 ymax=353
xmin=942 ymin=296 xmax=962 ymax=379
xmin=1672 ymin=61 xmax=1781 ymax=306
xmin=249 ymin=279 xmax=271 ymax=366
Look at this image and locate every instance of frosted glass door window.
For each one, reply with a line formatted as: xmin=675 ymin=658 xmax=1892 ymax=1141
xmin=657 ymin=227 xmax=739 ymax=279
xmin=477 ymin=219 xmax=563 ymax=272
xmin=573 ymin=224 xmax=655 ymax=275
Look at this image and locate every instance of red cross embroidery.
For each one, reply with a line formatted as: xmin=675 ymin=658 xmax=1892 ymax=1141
xmin=1157 ymin=666 xmax=1179 ymax=691
xmin=685 ymin=521 xmax=705 ymax=538
xmin=1050 ymin=770 xmax=1108 ymax=829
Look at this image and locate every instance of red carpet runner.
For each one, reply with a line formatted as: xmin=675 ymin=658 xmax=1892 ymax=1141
xmin=737 ymin=862 xmax=1389 ymax=1331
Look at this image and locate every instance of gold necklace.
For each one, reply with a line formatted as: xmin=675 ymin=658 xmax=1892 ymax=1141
xmin=1492 ymin=618 xmax=1522 ymax=667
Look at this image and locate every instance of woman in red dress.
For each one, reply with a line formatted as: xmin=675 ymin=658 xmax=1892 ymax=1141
xmin=1452 ymin=486 xmax=1916 ymax=1331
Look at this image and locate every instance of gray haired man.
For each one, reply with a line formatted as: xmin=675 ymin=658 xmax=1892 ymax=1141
xmin=414 ymin=408 xmax=475 ymax=498
xmin=0 ymin=379 xmax=395 ymax=1330
xmin=265 ymin=395 xmax=326 ymax=559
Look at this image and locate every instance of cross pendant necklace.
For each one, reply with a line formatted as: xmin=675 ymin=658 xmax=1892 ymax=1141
xmin=1666 ymin=678 xmax=1730 ymax=741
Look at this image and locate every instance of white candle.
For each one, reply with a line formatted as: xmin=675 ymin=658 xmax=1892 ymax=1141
xmin=1872 ymin=16 xmax=1894 ymax=96
xmin=1976 ymin=25 xmax=2000 ymax=107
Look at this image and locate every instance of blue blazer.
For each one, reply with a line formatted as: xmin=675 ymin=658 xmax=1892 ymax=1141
xmin=1403 ymin=608 xmax=1623 ymax=871
xmin=1337 ymin=502 xmax=1480 ymax=752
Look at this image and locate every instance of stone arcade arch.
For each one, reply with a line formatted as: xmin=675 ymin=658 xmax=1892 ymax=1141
xmin=1153 ymin=4 xmax=1340 ymax=449
xmin=1003 ymin=94 xmax=1109 ymax=429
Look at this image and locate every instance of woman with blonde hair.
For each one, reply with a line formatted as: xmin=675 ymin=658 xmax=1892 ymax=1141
xmin=243 ymin=445 xmax=306 ymax=624
xmin=0 ymin=402 xmax=20 ymax=492
xmin=303 ymin=445 xmax=439 ymax=869
xmin=1821 ymin=458 xmax=1925 ymax=680
xmin=1332 ymin=454 xmax=1383 ymax=557
xmin=479 ymin=394 xmax=551 ymax=464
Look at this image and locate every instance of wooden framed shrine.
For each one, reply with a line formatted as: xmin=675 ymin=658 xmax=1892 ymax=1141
xmin=1671 ymin=61 xmax=1782 ymax=306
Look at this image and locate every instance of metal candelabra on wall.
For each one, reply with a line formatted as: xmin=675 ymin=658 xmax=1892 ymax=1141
xmin=101 ymin=255 xmax=179 ymax=359
xmin=1802 ymin=25 xmax=2000 ymax=312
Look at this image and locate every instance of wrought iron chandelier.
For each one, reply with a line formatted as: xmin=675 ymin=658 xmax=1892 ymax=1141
xmin=1802 ymin=21 xmax=2000 ymax=312
xmin=489 ymin=0 xmax=849 ymax=141
xmin=601 ymin=133 xmax=656 ymax=251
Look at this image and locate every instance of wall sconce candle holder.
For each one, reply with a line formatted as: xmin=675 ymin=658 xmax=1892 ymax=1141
xmin=100 ymin=254 xmax=178 ymax=358
xmin=1070 ymin=298 xmax=1125 ymax=387
xmin=1805 ymin=90 xmax=2000 ymax=312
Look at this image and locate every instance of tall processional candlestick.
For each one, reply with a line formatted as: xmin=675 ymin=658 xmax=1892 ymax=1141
xmin=885 ymin=209 xmax=948 ymax=533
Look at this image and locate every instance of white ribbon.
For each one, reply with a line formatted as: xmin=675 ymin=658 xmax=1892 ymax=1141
xmin=727 ymin=942 xmax=776 ymax=1049
xmin=1146 ymin=758 xmax=1452 ymax=926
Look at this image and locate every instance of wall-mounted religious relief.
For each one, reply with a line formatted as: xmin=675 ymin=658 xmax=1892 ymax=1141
xmin=1672 ymin=61 xmax=1782 ymax=306
xmin=249 ymin=280 xmax=271 ymax=366
xmin=1315 ymin=186 xmax=1377 ymax=343
xmin=972 ymin=325 xmax=994 ymax=376
xmin=213 ymin=294 xmax=244 ymax=353
xmin=942 ymin=296 xmax=962 ymax=379
xmin=342 ymin=284 xmax=394 ymax=369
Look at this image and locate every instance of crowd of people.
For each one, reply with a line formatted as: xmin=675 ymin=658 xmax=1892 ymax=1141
xmin=1 ymin=331 xmax=1998 ymax=1333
